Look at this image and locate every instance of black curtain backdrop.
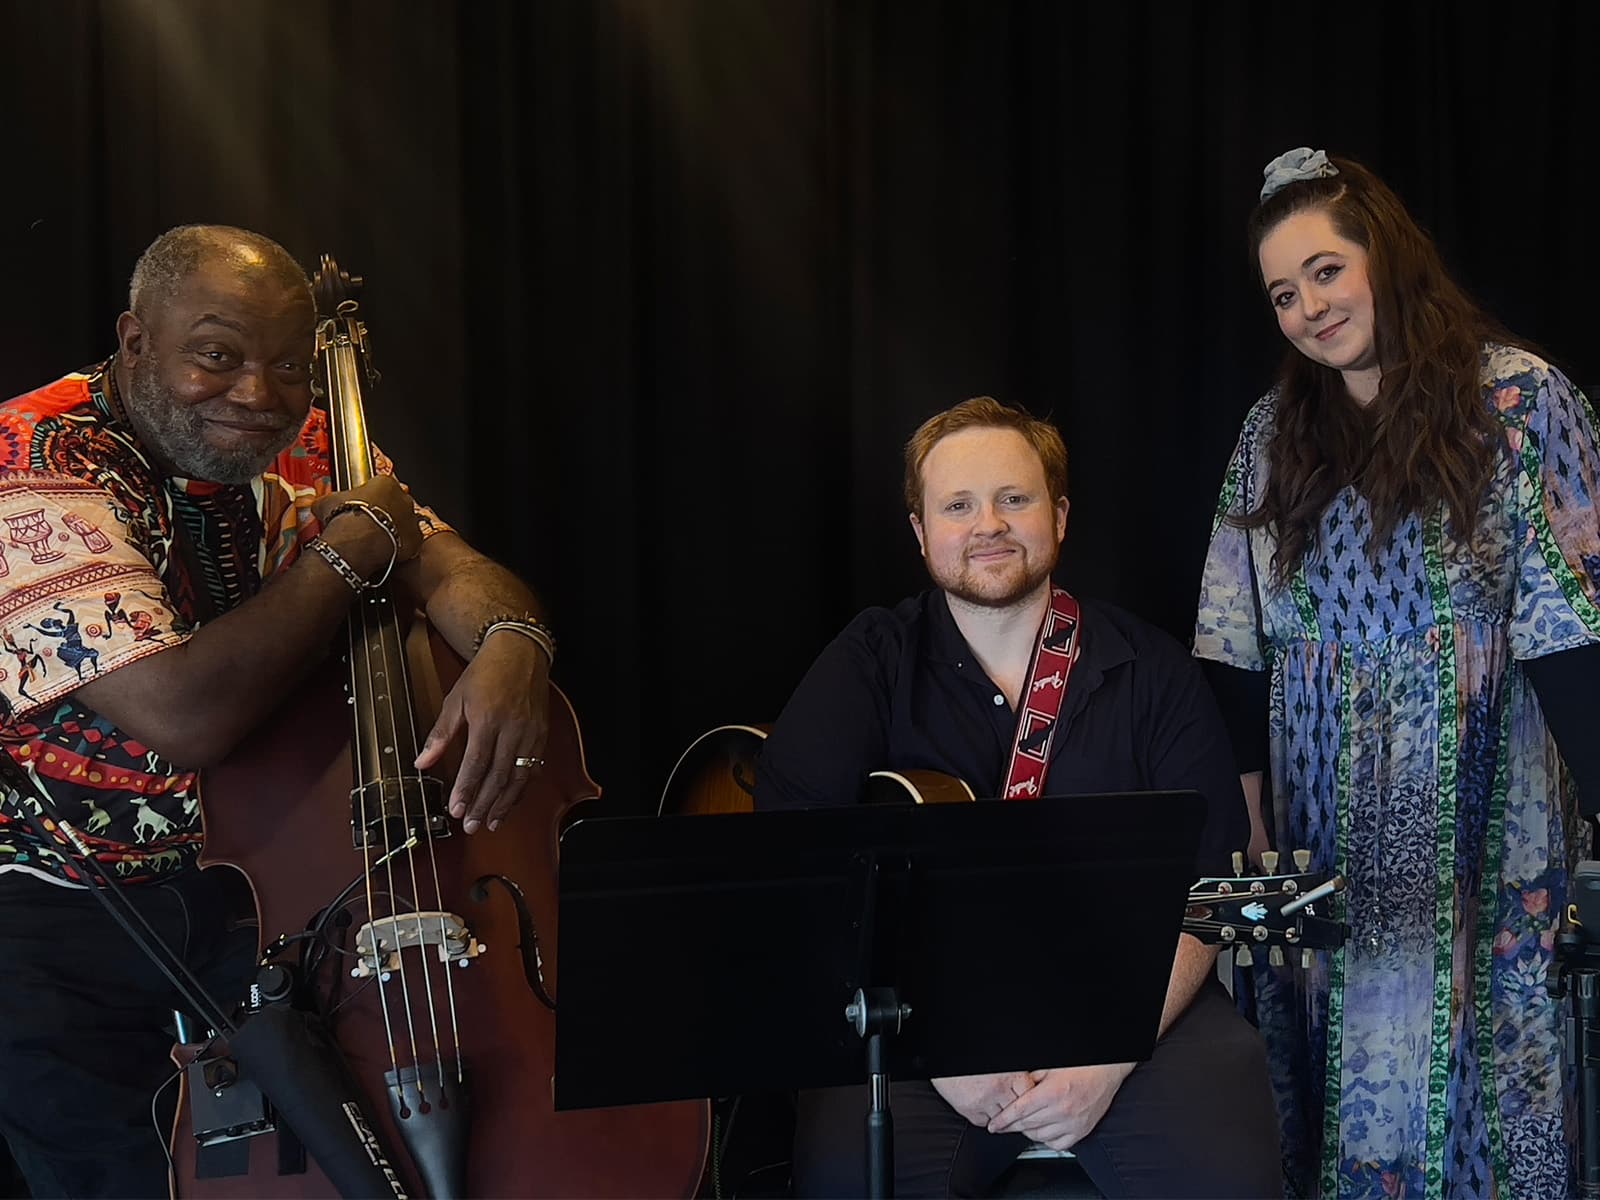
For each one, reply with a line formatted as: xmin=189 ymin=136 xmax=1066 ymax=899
xmin=3 ymin=0 xmax=1595 ymax=815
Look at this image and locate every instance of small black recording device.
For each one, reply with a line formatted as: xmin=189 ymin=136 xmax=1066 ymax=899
xmin=1557 ymin=860 xmax=1600 ymax=1198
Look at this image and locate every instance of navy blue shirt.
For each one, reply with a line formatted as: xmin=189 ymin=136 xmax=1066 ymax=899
xmin=755 ymin=589 xmax=1248 ymax=876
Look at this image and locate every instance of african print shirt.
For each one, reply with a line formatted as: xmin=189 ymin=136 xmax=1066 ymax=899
xmin=1195 ymin=346 xmax=1600 ymax=1198
xmin=0 ymin=361 xmax=448 ymax=886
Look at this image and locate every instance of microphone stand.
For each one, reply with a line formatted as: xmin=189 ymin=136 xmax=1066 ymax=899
xmin=0 ymin=748 xmax=408 ymax=1199
xmin=0 ymin=749 xmax=237 ymax=1035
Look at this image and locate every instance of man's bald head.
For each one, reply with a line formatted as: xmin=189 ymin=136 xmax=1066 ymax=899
xmin=127 ymin=225 xmax=311 ymax=329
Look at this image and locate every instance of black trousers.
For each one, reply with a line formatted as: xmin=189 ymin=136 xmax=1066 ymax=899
xmin=793 ymin=981 xmax=1282 ymax=1198
xmin=0 ymin=869 xmax=256 ymax=1199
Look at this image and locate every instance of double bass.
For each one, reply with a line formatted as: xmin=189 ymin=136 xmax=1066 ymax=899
xmin=170 ymin=257 xmax=709 ymax=1197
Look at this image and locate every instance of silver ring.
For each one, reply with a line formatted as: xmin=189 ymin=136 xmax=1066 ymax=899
xmin=514 ymin=756 xmax=544 ymax=769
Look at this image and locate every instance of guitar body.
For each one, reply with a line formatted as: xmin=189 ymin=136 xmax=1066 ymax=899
xmin=863 ymin=769 xmax=976 ymax=806
xmin=171 ymin=625 xmax=709 ymax=1198
xmin=658 ymin=725 xmax=768 ymax=815
xmin=659 ymin=726 xmax=978 ymax=814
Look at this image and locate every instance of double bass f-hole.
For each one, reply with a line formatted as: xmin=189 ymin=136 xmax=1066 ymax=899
xmin=468 ymin=874 xmax=555 ymax=1011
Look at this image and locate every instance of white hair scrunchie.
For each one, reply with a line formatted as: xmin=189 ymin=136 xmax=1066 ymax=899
xmin=1260 ymin=147 xmax=1339 ymax=201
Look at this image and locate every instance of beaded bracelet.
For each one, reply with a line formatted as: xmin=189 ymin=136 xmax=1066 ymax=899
xmin=326 ymin=499 xmax=400 ymax=588
xmin=305 ymin=536 xmax=366 ymax=594
xmin=474 ymin=613 xmax=557 ymax=666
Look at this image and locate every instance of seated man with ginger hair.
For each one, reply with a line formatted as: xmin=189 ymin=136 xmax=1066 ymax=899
xmin=756 ymin=397 xmax=1282 ymax=1198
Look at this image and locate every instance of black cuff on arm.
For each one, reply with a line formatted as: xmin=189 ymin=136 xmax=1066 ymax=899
xmin=1198 ymin=659 xmax=1269 ymax=775
xmin=1523 ymin=644 xmax=1600 ymax=817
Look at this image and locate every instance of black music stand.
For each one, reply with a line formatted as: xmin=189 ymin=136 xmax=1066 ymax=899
xmin=553 ymin=792 xmax=1204 ymax=1198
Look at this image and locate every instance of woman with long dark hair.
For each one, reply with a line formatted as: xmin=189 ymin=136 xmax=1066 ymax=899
xmin=1196 ymin=148 xmax=1600 ymax=1197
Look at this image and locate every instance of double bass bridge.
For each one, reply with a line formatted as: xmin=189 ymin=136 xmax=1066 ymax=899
xmin=352 ymin=910 xmax=486 ymax=979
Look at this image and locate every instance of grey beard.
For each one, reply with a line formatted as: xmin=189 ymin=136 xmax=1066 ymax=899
xmin=123 ymin=361 xmax=300 ymax=484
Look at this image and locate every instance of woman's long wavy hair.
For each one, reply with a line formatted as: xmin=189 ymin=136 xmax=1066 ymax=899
xmin=1239 ymin=156 xmax=1517 ymax=585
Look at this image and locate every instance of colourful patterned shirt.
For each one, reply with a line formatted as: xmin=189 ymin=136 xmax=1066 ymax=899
xmin=1195 ymin=346 xmax=1600 ymax=1198
xmin=0 ymin=361 xmax=447 ymax=886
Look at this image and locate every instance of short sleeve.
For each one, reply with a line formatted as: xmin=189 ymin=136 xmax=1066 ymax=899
xmin=754 ymin=613 xmax=895 ymax=810
xmin=0 ymin=474 xmax=187 ymax=719
xmin=1140 ymin=631 xmax=1251 ymax=877
xmin=371 ymin=444 xmax=451 ymax=540
xmin=1194 ymin=403 xmax=1271 ymax=672
xmin=1502 ymin=360 xmax=1600 ymax=659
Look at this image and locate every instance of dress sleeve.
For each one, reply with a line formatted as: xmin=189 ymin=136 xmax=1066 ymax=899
xmin=1503 ymin=363 xmax=1600 ymax=658
xmin=1194 ymin=407 xmax=1270 ymax=672
xmin=0 ymin=474 xmax=187 ymax=719
xmin=1199 ymin=658 xmax=1269 ymax=774
xmin=1522 ymin=644 xmax=1600 ymax=814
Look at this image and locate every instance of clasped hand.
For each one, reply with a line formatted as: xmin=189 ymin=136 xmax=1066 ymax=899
xmin=932 ymin=1060 xmax=1134 ymax=1153
xmin=312 ymin=476 xmax=425 ymax=571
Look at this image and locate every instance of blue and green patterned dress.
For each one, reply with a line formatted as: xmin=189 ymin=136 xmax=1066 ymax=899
xmin=1195 ymin=346 xmax=1600 ymax=1198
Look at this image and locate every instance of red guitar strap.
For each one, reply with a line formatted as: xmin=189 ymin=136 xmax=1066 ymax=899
xmin=999 ymin=586 xmax=1083 ymax=800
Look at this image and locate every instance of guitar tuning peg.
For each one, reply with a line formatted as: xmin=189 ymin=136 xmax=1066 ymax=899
xmin=1232 ymin=851 xmax=1244 ymax=875
xmin=1235 ymin=946 xmax=1253 ymax=968
xmin=1293 ymin=848 xmax=1311 ymax=871
xmin=1260 ymin=850 xmax=1280 ymax=874
xmin=1301 ymin=948 xmax=1314 ymax=970
xmin=1268 ymin=946 xmax=1285 ymax=968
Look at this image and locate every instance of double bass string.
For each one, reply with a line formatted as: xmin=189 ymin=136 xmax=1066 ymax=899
xmin=350 ymin=618 xmax=406 ymax=1104
xmin=356 ymin=588 xmax=428 ymax=1109
xmin=379 ymin=609 xmax=466 ymax=1093
xmin=369 ymin=597 xmax=456 ymax=1101
xmin=324 ymin=327 xmax=410 ymax=1107
xmin=328 ymin=315 xmax=462 ymax=1108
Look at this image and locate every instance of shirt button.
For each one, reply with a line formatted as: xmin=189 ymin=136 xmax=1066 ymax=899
xmin=993 ymin=694 xmax=1005 ymax=706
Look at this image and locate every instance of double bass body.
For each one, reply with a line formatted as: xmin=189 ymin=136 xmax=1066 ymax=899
xmin=168 ymin=260 xmax=709 ymax=1198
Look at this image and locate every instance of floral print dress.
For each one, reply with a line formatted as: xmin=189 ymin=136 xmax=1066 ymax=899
xmin=1195 ymin=346 xmax=1600 ymax=1198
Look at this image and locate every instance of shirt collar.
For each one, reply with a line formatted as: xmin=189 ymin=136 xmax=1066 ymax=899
xmin=91 ymin=356 xmax=131 ymax=428
xmin=923 ymin=586 xmax=1136 ymax=680
xmin=93 ymin=356 xmax=260 ymax=502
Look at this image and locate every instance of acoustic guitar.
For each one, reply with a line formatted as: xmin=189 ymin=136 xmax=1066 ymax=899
xmin=657 ymin=725 xmax=1347 ymax=962
xmin=658 ymin=724 xmax=977 ymax=813
xmin=657 ymin=724 xmax=769 ymax=815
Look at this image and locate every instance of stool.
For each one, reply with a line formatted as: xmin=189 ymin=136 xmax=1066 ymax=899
xmin=988 ymin=1143 xmax=1104 ymax=1199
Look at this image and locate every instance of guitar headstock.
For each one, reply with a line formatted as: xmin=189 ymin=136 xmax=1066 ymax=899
xmin=1187 ymin=848 xmax=1348 ymax=968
